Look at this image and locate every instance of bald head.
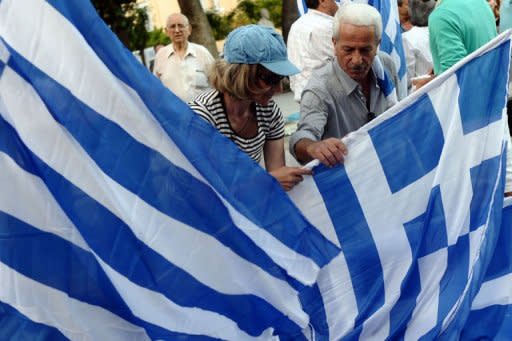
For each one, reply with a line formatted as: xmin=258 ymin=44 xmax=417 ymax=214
xmin=165 ymin=13 xmax=191 ymax=45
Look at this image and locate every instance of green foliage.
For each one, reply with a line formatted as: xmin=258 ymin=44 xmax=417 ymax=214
xmin=146 ymin=28 xmax=171 ymax=48
xmin=206 ymin=0 xmax=282 ymax=40
xmin=91 ymin=0 xmax=149 ymax=52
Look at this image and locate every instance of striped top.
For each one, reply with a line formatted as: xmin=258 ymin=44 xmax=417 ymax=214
xmin=189 ymin=89 xmax=285 ymax=162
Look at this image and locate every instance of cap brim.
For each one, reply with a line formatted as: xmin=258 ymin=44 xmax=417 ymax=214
xmin=260 ymin=59 xmax=300 ymax=76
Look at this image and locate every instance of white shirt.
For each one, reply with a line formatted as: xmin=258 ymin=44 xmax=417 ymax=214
xmin=153 ymin=42 xmax=215 ymax=102
xmin=402 ymin=26 xmax=433 ymax=90
xmin=287 ymin=9 xmax=334 ymax=102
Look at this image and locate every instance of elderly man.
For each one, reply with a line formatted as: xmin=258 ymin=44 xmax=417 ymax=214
xmin=287 ymin=0 xmax=340 ymax=102
xmin=290 ymin=3 xmax=396 ymax=166
xmin=153 ymin=13 xmax=215 ymax=102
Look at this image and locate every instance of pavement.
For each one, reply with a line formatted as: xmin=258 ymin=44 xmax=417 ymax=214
xmin=272 ymin=91 xmax=301 ymax=167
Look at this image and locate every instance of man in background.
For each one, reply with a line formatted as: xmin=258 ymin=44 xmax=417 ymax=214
xmin=153 ymin=13 xmax=215 ymax=102
xmin=287 ymin=0 xmax=340 ymax=102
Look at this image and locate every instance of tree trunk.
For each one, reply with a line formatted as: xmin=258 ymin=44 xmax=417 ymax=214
xmin=177 ymin=0 xmax=219 ymax=58
xmin=282 ymin=0 xmax=299 ymax=43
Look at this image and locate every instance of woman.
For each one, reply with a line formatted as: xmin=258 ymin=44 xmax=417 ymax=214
xmin=189 ymin=25 xmax=310 ymax=191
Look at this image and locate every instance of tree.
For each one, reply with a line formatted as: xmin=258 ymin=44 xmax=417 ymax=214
xmin=282 ymin=0 xmax=299 ymax=42
xmin=177 ymin=0 xmax=219 ymax=58
xmin=91 ymin=0 xmax=149 ymax=63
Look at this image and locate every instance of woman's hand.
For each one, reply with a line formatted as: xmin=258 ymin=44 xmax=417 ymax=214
xmin=270 ymin=166 xmax=312 ymax=191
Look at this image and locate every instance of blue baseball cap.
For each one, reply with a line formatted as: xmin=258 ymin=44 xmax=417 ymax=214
xmin=223 ymin=25 xmax=300 ymax=76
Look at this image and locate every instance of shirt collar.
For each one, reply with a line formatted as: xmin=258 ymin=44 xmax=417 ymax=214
xmin=168 ymin=42 xmax=195 ymax=58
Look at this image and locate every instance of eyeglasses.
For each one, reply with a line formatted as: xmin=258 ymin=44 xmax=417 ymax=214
xmin=367 ymin=112 xmax=376 ymax=122
xmin=166 ymin=23 xmax=187 ymax=30
xmin=258 ymin=72 xmax=284 ymax=87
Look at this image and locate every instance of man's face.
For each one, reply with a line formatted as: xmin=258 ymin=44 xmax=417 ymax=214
xmin=334 ymin=23 xmax=379 ymax=83
xmin=323 ymin=0 xmax=339 ymax=16
xmin=166 ymin=14 xmax=191 ymax=44
xmin=398 ymin=0 xmax=410 ymax=23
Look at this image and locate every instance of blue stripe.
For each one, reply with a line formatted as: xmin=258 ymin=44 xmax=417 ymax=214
xmin=437 ymin=234 xmax=470 ymax=327
xmin=313 ymin=163 xmax=384 ymax=339
xmin=44 ymin=0 xmax=340 ymax=268
xmin=456 ymin=40 xmax=509 ymax=135
xmin=0 ymin=211 xmax=218 ymax=341
xmin=0 ymin=114 xmax=301 ymax=338
xmin=0 ymin=301 xmax=68 ymax=341
xmin=299 ymin=284 xmax=330 ymax=340
xmin=369 ymin=94 xmax=444 ymax=194
xmin=389 ymin=186 xmax=450 ymax=338
xmin=462 ymin=305 xmax=512 ymax=340
xmin=4 ymin=43 xmax=300 ymax=292
xmin=439 ymin=152 xmax=505 ymax=338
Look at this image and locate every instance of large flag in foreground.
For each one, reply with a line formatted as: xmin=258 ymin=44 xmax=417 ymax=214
xmin=1 ymin=0 xmax=511 ymax=340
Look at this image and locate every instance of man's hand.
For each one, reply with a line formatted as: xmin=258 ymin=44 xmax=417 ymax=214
xmin=295 ymin=138 xmax=348 ymax=167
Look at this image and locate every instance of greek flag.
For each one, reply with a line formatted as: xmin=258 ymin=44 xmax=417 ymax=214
xmin=1 ymin=0 xmax=512 ymax=340
xmin=290 ymin=29 xmax=512 ymax=339
xmin=296 ymin=0 xmax=408 ymax=100
xmin=0 ymin=0 xmax=339 ymax=339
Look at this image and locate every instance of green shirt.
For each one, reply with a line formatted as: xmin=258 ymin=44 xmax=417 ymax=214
xmin=429 ymin=0 xmax=497 ymax=74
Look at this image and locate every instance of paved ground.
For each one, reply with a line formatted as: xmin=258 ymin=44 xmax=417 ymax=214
xmin=272 ymin=91 xmax=301 ymax=167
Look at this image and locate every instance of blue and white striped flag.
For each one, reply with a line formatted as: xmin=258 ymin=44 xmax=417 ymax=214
xmin=2 ymin=0 xmax=512 ymax=340
xmin=289 ymin=30 xmax=512 ymax=339
xmin=297 ymin=0 xmax=408 ymax=100
xmin=0 ymin=0 xmax=340 ymax=339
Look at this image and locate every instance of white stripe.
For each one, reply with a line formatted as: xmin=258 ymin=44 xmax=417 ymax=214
xmin=317 ymin=253 xmax=358 ymax=338
xmin=0 ymin=151 xmax=268 ymax=339
xmin=96 ymin=257 xmax=274 ymax=340
xmin=0 ymin=152 xmax=89 ymax=251
xmin=404 ymin=248 xmax=447 ymax=341
xmin=344 ymin=131 xmax=421 ymax=339
xmin=0 ymin=0 xmax=320 ymax=285
xmin=0 ymin=261 xmax=150 ymax=341
xmin=0 ymin=64 xmax=308 ymax=327
xmin=471 ymin=273 xmax=512 ymax=310
xmin=288 ymin=176 xmax=340 ymax=247
xmin=0 ymin=38 xmax=8 ymax=63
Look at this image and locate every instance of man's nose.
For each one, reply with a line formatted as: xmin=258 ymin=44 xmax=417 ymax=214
xmin=352 ymin=51 xmax=363 ymax=64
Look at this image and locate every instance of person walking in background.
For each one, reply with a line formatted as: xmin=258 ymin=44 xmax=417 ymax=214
xmin=402 ymin=0 xmax=435 ymax=92
xmin=428 ymin=0 xmax=512 ymax=197
xmin=398 ymin=0 xmax=413 ymax=31
xmin=189 ymin=25 xmax=311 ymax=191
xmin=153 ymin=13 xmax=215 ymax=102
xmin=287 ymin=0 xmax=340 ymax=102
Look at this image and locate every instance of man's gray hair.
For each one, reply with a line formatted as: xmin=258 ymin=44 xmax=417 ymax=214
xmin=166 ymin=13 xmax=190 ymax=27
xmin=408 ymin=0 xmax=435 ymax=27
xmin=332 ymin=3 xmax=382 ymax=42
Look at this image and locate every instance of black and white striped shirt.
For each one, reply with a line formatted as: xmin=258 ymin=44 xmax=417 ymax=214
xmin=189 ymin=89 xmax=285 ymax=162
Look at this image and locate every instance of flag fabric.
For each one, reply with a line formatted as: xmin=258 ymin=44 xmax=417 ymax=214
xmin=463 ymin=198 xmax=512 ymax=340
xmin=288 ymin=30 xmax=512 ymax=339
xmin=0 ymin=0 xmax=340 ymax=340
xmin=1 ymin=0 xmax=512 ymax=341
xmin=296 ymin=0 xmax=408 ymax=100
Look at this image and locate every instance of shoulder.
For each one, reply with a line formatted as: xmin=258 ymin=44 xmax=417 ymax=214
xmin=189 ymin=43 xmax=214 ymax=58
xmin=190 ymin=89 xmax=220 ymax=111
xmin=305 ymin=61 xmax=337 ymax=91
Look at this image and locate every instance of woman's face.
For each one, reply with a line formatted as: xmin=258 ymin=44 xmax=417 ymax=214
xmin=252 ymin=67 xmax=284 ymax=106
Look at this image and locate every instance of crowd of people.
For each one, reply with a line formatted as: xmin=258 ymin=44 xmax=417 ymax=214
xmin=152 ymin=0 xmax=512 ymax=196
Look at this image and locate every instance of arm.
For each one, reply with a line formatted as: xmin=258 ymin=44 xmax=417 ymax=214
xmin=429 ymin=12 xmax=468 ymax=74
xmin=264 ymin=138 xmax=312 ymax=191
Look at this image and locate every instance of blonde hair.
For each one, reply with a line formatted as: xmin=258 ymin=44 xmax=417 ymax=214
xmin=209 ymin=60 xmax=267 ymax=101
